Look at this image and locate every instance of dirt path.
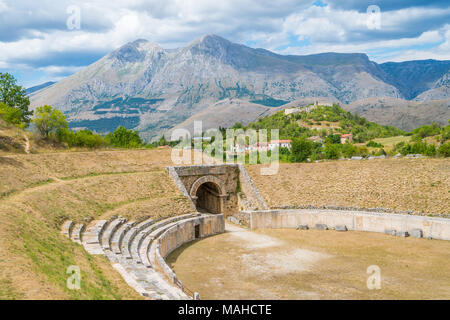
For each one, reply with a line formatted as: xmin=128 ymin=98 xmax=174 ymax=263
xmin=0 ymin=169 xmax=163 ymax=204
xmin=23 ymin=135 xmax=30 ymax=154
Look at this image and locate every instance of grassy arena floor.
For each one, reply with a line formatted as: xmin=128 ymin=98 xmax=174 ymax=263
xmin=168 ymin=224 xmax=450 ymax=300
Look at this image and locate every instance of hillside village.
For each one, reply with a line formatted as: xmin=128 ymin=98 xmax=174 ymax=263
xmin=193 ymin=102 xmax=449 ymax=163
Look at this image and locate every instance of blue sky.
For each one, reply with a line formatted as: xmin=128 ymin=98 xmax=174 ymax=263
xmin=0 ymin=0 xmax=449 ymax=87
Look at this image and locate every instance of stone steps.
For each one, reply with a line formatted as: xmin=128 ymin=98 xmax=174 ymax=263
xmin=101 ymin=217 xmax=126 ymax=251
xmin=61 ymin=220 xmax=74 ymax=238
xmin=71 ymin=223 xmax=85 ymax=244
xmin=83 ymin=220 xmax=109 ymax=255
xmin=121 ymin=217 xmax=155 ymax=260
xmin=111 ymin=221 xmax=135 ymax=254
xmin=60 ymin=214 xmax=198 ymax=300
xmin=129 ymin=214 xmax=197 ymax=264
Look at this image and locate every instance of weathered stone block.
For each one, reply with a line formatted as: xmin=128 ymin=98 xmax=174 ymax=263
xmin=385 ymin=229 xmax=396 ymax=236
xmin=227 ymin=216 xmax=240 ymax=225
xmin=335 ymin=225 xmax=348 ymax=232
xmin=410 ymin=229 xmax=423 ymax=238
xmin=315 ymin=224 xmax=328 ymax=230
xmin=395 ymin=231 xmax=409 ymax=237
xmin=296 ymin=224 xmax=309 ymax=230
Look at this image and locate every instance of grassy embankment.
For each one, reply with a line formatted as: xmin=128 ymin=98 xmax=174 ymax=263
xmin=0 ymin=149 xmax=192 ymax=299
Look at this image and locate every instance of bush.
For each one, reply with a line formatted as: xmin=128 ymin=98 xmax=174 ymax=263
xmin=366 ymin=140 xmax=384 ymax=148
xmin=106 ymin=126 xmax=142 ymax=148
xmin=400 ymin=141 xmax=437 ymax=156
xmin=56 ymin=128 xmax=105 ymax=149
xmin=73 ymin=130 xmax=105 ymax=148
xmin=325 ymin=134 xmax=341 ymax=144
xmin=290 ymin=138 xmax=313 ymax=162
xmin=410 ymin=123 xmax=441 ymax=139
xmin=438 ymin=142 xmax=450 ymax=157
xmin=341 ymin=143 xmax=356 ymax=158
xmin=0 ymin=102 xmax=24 ymax=127
xmin=324 ymin=143 xmax=341 ymax=159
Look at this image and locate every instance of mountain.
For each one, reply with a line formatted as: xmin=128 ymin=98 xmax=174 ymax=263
xmin=30 ymin=34 xmax=450 ymax=140
xmin=26 ymin=81 xmax=55 ymax=95
xmin=346 ymin=97 xmax=450 ymax=131
xmin=379 ymin=60 xmax=450 ymax=100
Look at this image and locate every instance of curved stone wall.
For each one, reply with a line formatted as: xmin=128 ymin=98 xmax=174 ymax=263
xmin=153 ymin=214 xmax=225 ymax=297
xmin=244 ymin=209 xmax=450 ymax=240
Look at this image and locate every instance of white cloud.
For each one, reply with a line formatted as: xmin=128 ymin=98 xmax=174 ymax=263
xmin=0 ymin=0 xmax=449 ymax=85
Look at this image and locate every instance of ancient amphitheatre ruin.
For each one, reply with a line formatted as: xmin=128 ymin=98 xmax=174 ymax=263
xmin=0 ymin=149 xmax=449 ymax=300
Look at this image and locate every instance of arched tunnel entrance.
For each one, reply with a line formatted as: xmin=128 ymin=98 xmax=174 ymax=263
xmin=195 ymin=182 xmax=223 ymax=214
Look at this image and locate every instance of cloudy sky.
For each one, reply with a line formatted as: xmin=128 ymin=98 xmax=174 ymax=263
xmin=1 ymin=0 xmax=449 ymax=87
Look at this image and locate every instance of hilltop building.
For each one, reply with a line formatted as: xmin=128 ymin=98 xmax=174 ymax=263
xmin=340 ymin=134 xmax=353 ymax=144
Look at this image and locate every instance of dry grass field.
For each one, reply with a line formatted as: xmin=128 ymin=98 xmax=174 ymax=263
xmin=248 ymin=158 xmax=450 ymax=215
xmin=168 ymin=224 xmax=450 ymax=300
xmin=0 ymin=149 xmax=193 ymax=299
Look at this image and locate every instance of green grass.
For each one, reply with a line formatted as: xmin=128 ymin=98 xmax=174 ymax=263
xmin=372 ymin=136 xmax=411 ymax=146
xmin=19 ymin=214 xmax=131 ymax=300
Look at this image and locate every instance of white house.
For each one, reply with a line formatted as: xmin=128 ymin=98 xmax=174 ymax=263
xmin=269 ymin=140 xmax=292 ymax=150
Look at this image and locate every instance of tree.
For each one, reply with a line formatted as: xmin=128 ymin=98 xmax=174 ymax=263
xmin=0 ymin=102 xmax=24 ymax=126
xmin=438 ymin=142 xmax=450 ymax=157
xmin=0 ymin=72 xmax=33 ymax=125
xmin=106 ymin=126 xmax=142 ymax=148
xmin=341 ymin=143 xmax=356 ymax=158
xmin=32 ymin=105 xmax=68 ymax=138
xmin=158 ymin=135 xmax=169 ymax=146
xmin=290 ymin=138 xmax=313 ymax=162
xmin=324 ymin=143 xmax=341 ymax=159
xmin=325 ymin=134 xmax=341 ymax=144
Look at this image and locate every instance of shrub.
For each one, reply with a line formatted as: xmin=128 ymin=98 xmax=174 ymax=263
xmin=324 ymin=143 xmax=341 ymax=159
xmin=73 ymin=130 xmax=105 ymax=148
xmin=290 ymin=138 xmax=313 ymax=162
xmin=106 ymin=126 xmax=142 ymax=148
xmin=56 ymin=128 xmax=105 ymax=149
xmin=341 ymin=143 xmax=356 ymax=158
xmin=438 ymin=142 xmax=450 ymax=157
xmin=325 ymin=134 xmax=341 ymax=144
xmin=366 ymin=140 xmax=384 ymax=148
xmin=0 ymin=102 xmax=24 ymax=127
xmin=400 ymin=141 xmax=437 ymax=156
xmin=410 ymin=123 xmax=441 ymax=139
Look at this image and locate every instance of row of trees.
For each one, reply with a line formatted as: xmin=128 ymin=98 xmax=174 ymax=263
xmin=288 ymin=138 xmax=373 ymax=162
xmin=287 ymin=137 xmax=450 ymax=163
xmin=32 ymin=105 xmax=144 ymax=148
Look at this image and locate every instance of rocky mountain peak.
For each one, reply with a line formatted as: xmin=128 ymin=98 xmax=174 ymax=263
xmin=108 ymin=39 xmax=164 ymax=63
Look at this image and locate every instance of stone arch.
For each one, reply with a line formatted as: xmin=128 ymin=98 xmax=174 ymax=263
xmin=189 ymin=175 xmax=225 ymax=198
xmin=190 ymin=175 xmax=227 ymax=214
